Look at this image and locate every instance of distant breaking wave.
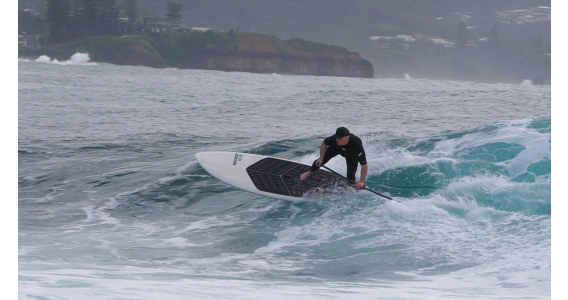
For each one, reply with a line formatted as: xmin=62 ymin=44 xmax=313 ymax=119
xmin=19 ymin=52 xmax=97 ymax=65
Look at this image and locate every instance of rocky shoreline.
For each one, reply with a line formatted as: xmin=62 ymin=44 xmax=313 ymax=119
xmin=18 ymin=32 xmax=374 ymax=78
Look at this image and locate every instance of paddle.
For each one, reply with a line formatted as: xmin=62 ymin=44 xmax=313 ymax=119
xmin=322 ymin=166 xmax=394 ymax=200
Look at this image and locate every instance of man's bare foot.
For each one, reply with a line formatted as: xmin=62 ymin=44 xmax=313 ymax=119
xmin=300 ymin=171 xmax=312 ymax=181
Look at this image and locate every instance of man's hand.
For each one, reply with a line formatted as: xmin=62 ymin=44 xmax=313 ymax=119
xmin=315 ymin=158 xmax=323 ymax=166
xmin=355 ymin=181 xmax=365 ymax=188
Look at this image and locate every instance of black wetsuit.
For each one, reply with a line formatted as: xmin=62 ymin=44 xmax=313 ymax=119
xmin=309 ymin=134 xmax=367 ymax=181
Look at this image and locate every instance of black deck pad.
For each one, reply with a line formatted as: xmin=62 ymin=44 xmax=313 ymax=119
xmin=246 ymin=157 xmax=351 ymax=197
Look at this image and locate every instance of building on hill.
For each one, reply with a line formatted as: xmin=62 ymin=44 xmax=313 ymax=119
xmin=369 ymin=35 xmax=415 ymax=50
xmin=191 ymin=27 xmax=212 ymax=32
xmin=118 ymin=17 xmax=129 ymax=35
xmin=496 ymin=6 xmax=551 ymax=24
xmin=427 ymin=38 xmax=455 ymax=48
xmin=19 ymin=32 xmax=39 ymax=50
xmin=18 ymin=34 xmax=27 ymax=49
xmin=395 ymin=35 xmax=415 ymax=42
xmin=143 ymin=17 xmax=190 ymax=32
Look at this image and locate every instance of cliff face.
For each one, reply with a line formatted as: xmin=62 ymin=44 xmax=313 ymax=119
xmin=19 ymin=32 xmax=374 ymax=78
xmin=187 ymin=33 xmax=374 ymax=78
xmin=179 ymin=52 xmax=373 ymax=78
xmin=145 ymin=32 xmax=373 ymax=78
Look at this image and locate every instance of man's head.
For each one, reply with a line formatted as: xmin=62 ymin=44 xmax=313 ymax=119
xmin=333 ymin=127 xmax=350 ymax=145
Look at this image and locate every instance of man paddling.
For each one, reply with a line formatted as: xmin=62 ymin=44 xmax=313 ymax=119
xmin=300 ymin=127 xmax=368 ymax=188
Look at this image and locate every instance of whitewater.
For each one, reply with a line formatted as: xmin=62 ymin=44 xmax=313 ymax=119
xmin=18 ymin=55 xmax=551 ymax=299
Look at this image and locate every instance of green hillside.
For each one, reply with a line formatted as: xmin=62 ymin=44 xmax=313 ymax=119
xmin=18 ymin=31 xmax=373 ymax=77
xmin=136 ymin=0 xmax=551 ymax=54
xmin=18 ymin=0 xmax=550 ymax=82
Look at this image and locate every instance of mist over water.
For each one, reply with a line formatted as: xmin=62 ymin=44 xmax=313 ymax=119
xmin=18 ymin=59 xmax=550 ymax=299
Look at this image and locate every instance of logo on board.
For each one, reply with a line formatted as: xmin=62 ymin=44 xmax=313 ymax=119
xmin=233 ymin=154 xmax=244 ymax=165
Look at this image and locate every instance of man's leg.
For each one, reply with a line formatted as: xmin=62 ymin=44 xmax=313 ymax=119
xmin=300 ymin=147 xmax=338 ymax=180
xmin=309 ymin=147 xmax=339 ymax=172
xmin=345 ymin=157 xmax=359 ymax=182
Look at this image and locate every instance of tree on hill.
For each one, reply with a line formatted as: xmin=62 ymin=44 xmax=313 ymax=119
xmin=455 ymin=21 xmax=469 ymax=55
xmin=488 ymin=23 xmax=501 ymax=52
xmin=19 ymin=8 xmax=49 ymax=35
xmin=39 ymin=0 xmax=47 ymax=19
xmin=47 ymin=0 xmax=118 ymax=42
xmin=46 ymin=0 xmax=70 ymax=42
xmin=530 ymin=33 xmax=544 ymax=55
xmin=166 ymin=2 xmax=183 ymax=20
xmin=123 ymin=0 xmax=139 ymax=34
xmin=101 ymin=0 xmax=119 ymax=35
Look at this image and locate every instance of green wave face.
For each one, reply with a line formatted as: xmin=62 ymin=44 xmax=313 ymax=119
xmin=372 ymin=118 xmax=550 ymax=214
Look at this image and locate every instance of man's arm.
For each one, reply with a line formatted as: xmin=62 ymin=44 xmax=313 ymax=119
xmin=357 ymin=164 xmax=368 ymax=188
xmin=356 ymin=138 xmax=367 ymax=187
xmin=316 ymin=141 xmax=327 ymax=166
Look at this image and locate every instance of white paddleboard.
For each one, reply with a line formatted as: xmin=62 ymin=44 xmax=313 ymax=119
xmin=195 ymin=151 xmax=349 ymax=201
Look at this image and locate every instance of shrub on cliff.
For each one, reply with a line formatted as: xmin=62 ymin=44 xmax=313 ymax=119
xmin=144 ymin=31 xmax=235 ymax=65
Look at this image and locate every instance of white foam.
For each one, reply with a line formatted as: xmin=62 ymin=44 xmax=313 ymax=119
xmin=69 ymin=52 xmax=91 ymax=64
xmin=31 ymin=53 xmax=97 ymax=65
xmin=161 ymin=237 xmax=197 ymax=249
xmin=429 ymin=119 xmax=550 ymax=178
xmin=18 ymin=269 xmax=550 ymax=300
xmin=238 ymin=259 xmax=271 ymax=269
xmin=384 ymin=195 xmax=452 ymax=220
xmin=82 ymin=205 xmax=121 ymax=226
xmin=35 ymin=55 xmax=51 ymax=63
xmin=173 ymin=216 xmax=239 ymax=235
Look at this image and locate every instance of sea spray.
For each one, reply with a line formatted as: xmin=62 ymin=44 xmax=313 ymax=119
xmin=30 ymin=52 xmax=95 ymax=65
xmin=35 ymin=55 xmax=51 ymax=63
xmin=521 ymin=79 xmax=533 ymax=86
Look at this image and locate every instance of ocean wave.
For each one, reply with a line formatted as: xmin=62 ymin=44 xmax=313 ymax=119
xmin=240 ymin=118 xmax=551 ymax=213
xmin=22 ymin=52 xmax=98 ymax=65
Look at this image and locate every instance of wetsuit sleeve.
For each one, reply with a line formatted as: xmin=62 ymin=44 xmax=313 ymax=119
xmin=323 ymin=136 xmax=334 ymax=146
xmin=356 ymin=139 xmax=367 ymax=165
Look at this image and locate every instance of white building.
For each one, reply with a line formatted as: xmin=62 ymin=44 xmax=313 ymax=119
xmin=191 ymin=27 xmax=212 ymax=32
xmin=427 ymin=38 xmax=455 ymax=48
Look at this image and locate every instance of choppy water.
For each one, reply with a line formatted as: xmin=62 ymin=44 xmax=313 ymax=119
xmin=19 ymin=56 xmax=551 ymax=299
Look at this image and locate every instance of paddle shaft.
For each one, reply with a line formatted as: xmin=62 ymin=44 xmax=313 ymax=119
xmin=321 ymin=166 xmax=393 ymax=200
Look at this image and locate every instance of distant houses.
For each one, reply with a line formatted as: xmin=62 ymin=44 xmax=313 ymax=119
xmin=370 ymin=35 xmax=416 ymax=50
xmin=496 ymin=6 xmax=550 ymax=24
xmin=18 ymin=34 xmax=27 ymax=49
xmin=369 ymin=35 xmax=455 ymax=51
xmin=427 ymin=38 xmax=455 ymax=48
xmin=369 ymin=5 xmax=550 ymax=53
xmin=191 ymin=27 xmax=213 ymax=32
xmin=18 ymin=32 xmax=40 ymax=50
xmin=142 ymin=17 xmax=214 ymax=33
xmin=143 ymin=17 xmax=188 ymax=32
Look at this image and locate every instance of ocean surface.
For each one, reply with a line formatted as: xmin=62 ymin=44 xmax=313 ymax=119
xmin=18 ymin=54 xmax=551 ymax=299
